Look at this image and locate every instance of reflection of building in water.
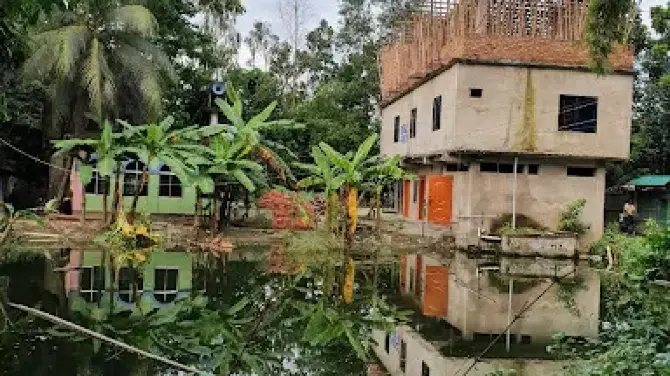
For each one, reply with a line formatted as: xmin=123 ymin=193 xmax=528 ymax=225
xmin=373 ymin=251 xmax=598 ymax=375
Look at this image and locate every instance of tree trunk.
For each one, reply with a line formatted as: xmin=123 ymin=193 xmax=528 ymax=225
xmin=110 ymin=167 xmax=121 ymax=224
xmin=102 ymin=177 xmax=109 ymax=223
xmin=54 ymin=157 xmax=73 ymax=204
xmin=129 ymin=164 xmax=149 ymax=222
xmin=194 ymin=188 xmax=202 ymax=228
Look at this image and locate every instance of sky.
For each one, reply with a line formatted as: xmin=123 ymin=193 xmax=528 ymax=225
xmin=235 ymin=0 xmax=666 ymax=66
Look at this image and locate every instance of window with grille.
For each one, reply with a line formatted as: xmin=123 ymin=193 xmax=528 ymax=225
xmin=394 ymin=116 xmax=400 ymax=143
xmin=123 ymin=161 xmax=148 ymax=196
xmin=118 ymin=267 xmax=143 ymax=303
xmin=410 ymin=108 xmax=417 ymax=138
xmin=432 ymin=95 xmax=442 ymax=131
xmin=158 ymin=165 xmax=183 ymax=198
xmin=80 ymin=266 xmax=105 ymax=303
xmin=154 ymin=268 xmax=178 ymax=303
xmin=567 ymin=166 xmax=597 ymax=177
xmin=85 ymin=169 xmax=110 ymax=195
xmin=558 ymin=95 xmax=598 ymax=133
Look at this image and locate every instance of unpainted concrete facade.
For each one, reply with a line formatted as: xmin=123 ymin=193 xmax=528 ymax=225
xmin=381 ymin=64 xmax=633 ymax=160
xmin=399 ymin=159 xmax=606 ymax=246
xmin=372 ymin=326 xmax=567 ymax=376
xmin=400 ymin=253 xmax=599 ymax=341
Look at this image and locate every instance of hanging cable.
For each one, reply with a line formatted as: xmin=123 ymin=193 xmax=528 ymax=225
xmin=0 ymin=137 xmax=70 ymax=172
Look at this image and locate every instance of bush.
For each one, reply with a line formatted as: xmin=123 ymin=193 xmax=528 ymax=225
xmin=557 ymin=199 xmax=590 ymax=235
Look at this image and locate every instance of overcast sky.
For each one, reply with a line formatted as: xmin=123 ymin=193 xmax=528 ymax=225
xmin=235 ymin=0 xmax=666 ymax=66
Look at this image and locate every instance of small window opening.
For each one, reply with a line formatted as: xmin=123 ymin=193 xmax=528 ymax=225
xmin=421 ymin=361 xmax=431 ymax=376
xmin=567 ymin=167 xmax=596 ymax=177
xmin=85 ymin=169 xmax=110 ymax=195
xmin=527 ymin=164 xmax=540 ymax=175
xmin=394 ymin=116 xmax=400 ymax=143
xmin=410 ymin=108 xmax=417 ymax=138
xmin=412 ymin=181 xmax=418 ymax=203
xmin=446 ymin=163 xmax=469 ymax=172
xmin=470 ymin=88 xmax=483 ymax=98
xmin=400 ymin=340 xmax=407 ymax=372
xmin=384 ymin=333 xmax=391 ymax=353
xmin=521 ymin=335 xmax=532 ymax=344
xmin=118 ymin=267 xmax=144 ymax=303
xmin=432 ymin=95 xmax=442 ymax=131
xmin=480 ymin=163 xmax=498 ymax=173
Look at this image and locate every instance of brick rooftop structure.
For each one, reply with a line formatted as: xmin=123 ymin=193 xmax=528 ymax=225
xmin=378 ymin=0 xmax=634 ymax=105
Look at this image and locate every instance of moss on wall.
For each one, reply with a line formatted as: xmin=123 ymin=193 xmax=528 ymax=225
xmin=515 ymin=70 xmax=538 ymax=152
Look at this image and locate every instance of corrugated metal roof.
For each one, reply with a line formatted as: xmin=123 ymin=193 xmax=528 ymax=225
xmin=627 ymin=176 xmax=670 ymax=187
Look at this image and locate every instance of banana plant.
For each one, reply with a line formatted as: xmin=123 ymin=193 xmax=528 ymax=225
xmin=117 ymin=116 xmax=220 ymax=220
xmin=363 ymin=155 xmax=414 ymax=235
xmin=215 ymin=84 xmax=301 ymax=184
xmin=295 ymin=146 xmax=346 ymax=232
xmin=52 ymin=121 xmax=123 ymax=222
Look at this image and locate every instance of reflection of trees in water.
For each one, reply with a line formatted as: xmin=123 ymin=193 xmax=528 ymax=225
xmin=0 ymin=254 xmax=406 ymax=376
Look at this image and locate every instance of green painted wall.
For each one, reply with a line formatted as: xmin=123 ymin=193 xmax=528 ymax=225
xmin=85 ymin=174 xmax=198 ymax=215
xmin=80 ymin=250 xmax=192 ymax=292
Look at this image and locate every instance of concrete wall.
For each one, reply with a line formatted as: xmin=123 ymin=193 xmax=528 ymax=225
xmin=446 ymin=253 xmax=600 ymax=341
xmin=381 ymin=63 xmax=633 ymax=160
xmin=372 ymin=327 xmax=567 ymax=376
xmin=400 ymin=159 xmax=605 ymax=247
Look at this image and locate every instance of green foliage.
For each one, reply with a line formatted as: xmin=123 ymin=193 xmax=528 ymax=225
xmin=556 ymin=275 xmax=587 ymax=317
xmin=586 ymin=0 xmax=635 ymax=72
xmin=558 ymin=199 xmax=590 ymax=235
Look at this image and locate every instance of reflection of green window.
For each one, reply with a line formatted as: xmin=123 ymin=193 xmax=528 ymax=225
xmin=123 ymin=161 xmax=147 ymax=196
xmin=118 ymin=267 xmax=143 ymax=303
xmin=80 ymin=266 xmax=104 ymax=303
xmin=154 ymin=268 xmax=178 ymax=303
xmin=408 ymin=267 xmax=415 ymax=293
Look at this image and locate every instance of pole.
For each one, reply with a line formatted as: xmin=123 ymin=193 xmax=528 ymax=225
xmin=7 ymin=302 xmax=207 ymax=374
xmin=506 ymin=278 xmax=513 ymax=352
xmin=511 ymin=156 xmax=518 ymax=229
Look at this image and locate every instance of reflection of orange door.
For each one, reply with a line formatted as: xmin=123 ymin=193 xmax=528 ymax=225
xmin=428 ymin=175 xmax=453 ymax=225
xmin=423 ymin=265 xmax=448 ymax=317
xmin=418 ymin=177 xmax=426 ymax=220
xmin=403 ymin=180 xmax=411 ymax=217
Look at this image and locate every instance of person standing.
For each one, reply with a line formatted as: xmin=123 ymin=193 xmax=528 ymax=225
xmin=622 ymin=199 xmax=637 ymax=235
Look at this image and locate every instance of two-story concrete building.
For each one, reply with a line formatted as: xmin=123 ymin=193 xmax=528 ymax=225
xmin=379 ymin=0 xmax=634 ymax=247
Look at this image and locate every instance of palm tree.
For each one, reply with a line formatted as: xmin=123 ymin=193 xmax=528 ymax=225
xmin=23 ymin=1 xmax=175 ymax=135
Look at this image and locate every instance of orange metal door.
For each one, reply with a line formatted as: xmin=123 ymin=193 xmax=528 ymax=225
xmin=399 ymin=254 xmax=407 ymax=292
xmin=418 ymin=177 xmax=426 ymax=220
xmin=402 ymin=180 xmax=411 ymax=217
xmin=427 ymin=175 xmax=453 ymax=225
xmin=422 ymin=265 xmax=449 ymax=317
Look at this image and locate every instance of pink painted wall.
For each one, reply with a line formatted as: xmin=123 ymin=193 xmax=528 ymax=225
xmin=70 ymin=162 xmax=83 ymax=212
xmin=65 ymin=249 xmax=81 ymax=294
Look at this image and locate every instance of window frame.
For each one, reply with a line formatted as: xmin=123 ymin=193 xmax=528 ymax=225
xmin=153 ymin=267 xmax=179 ymax=304
xmin=118 ymin=267 xmax=144 ymax=303
xmin=393 ymin=116 xmax=400 ymax=143
xmin=85 ymin=168 xmax=110 ymax=195
xmin=432 ymin=95 xmax=442 ymax=131
xmin=123 ymin=161 xmax=148 ymax=197
xmin=158 ymin=165 xmax=183 ymax=198
xmin=80 ymin=266 xmax=105 ymax=303
xmin=409 ymin=108 xmax=417 ymax=138
xmin=558 ymin=95 xmax=598 ymax=134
